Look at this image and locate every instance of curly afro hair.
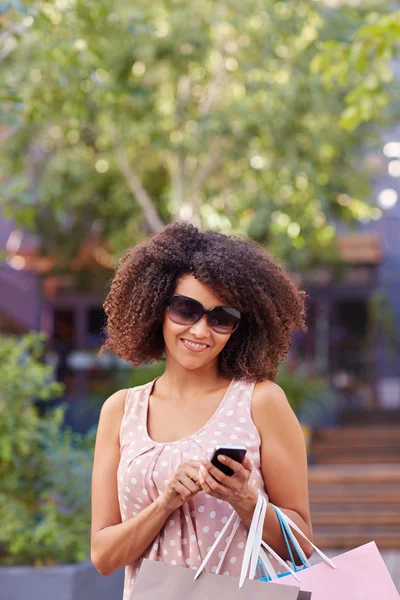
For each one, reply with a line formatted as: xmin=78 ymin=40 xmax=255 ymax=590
xmin=101 ymin=220 xmax=307 ymax=382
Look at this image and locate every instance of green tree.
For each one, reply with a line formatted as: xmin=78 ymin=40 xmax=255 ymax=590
xmin=0 ymin=333 xmax=95 ymax=565
xmin=0 ymin=0 xmax=395 ymax=270
xmin=312 ymin=8 xmax=400 ymax=130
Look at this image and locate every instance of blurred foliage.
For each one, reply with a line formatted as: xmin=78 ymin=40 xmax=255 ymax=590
xmin=116 ymin=361 xmax=166 ymax=389
xmin=312 ymin=8 xmax=400 ymax=130
xmin=366 ymin=290 xmax=400 ymax=360
xmin=64 ymin=361 xmax=166 ymax=433
xmin=276 ymin=363 xmax=334 ymax=425
xmin=0 ymin=333 xmax=95 ymax=565
xmin=0 ymin=0 xmax=395 ymax=271
xmin=81 ymin=360 xmax=329 ymax=424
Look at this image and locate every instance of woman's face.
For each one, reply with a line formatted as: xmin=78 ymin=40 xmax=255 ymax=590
xmin=162 ymin=274 xmax=234 ymax=372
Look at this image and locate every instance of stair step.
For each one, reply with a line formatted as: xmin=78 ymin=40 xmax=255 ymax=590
xmin=339 ymin=409 xmax=400 ymax=426
xmin=310 ymin=502 xmax=400 ymax=513
xmin=313 ymin=439 xmax=400 ymax=449
xmin=310 ymin=511 xmax=400 ymax=526
xmin=313 ymin=527 xmax=400 ymax=550
xmin=312 ymin=447 xmax=400 ymax=457
xmin=315 ymin=425 xmax=400 ymax=439
xmin=312 ymin=455 xmax=400 ymax=465
xmin=308 ymin=426 xmax=400 ymax=549
xmin=308 ymin=465 xmax=400 ymax=484
xmin=309 ymin=486 xmax=400 ymax=503
xmin=315 ymin=433 xmax=400 ymax=442
xmin=312 ymin=450 xmax=400 ymax=462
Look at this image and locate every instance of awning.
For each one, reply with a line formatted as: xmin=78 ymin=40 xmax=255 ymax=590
xmin=336 ymin=233 xmax=382 ymax=264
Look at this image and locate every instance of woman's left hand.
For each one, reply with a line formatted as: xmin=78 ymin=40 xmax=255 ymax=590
xmin=198 ymin=454 xmax=254 ymax=507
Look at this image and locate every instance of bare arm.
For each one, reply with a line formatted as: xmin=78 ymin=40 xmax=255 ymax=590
xmin=91 ymin=390 xmax=201 ymax=576
xmin=233 ymin=380 xmax=313 ymax=560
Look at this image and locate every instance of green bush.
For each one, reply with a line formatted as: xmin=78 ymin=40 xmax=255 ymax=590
xmin=0 ymin=333 xmax=95 ymax=566
xmin=116 ymin=361 xmax=166 ymax=389
xmin=276 ymin=363 xmax=334 ymax=425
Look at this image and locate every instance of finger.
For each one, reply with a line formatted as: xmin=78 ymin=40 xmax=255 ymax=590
xmin=186 ymin=465 xmax=202 ymax=485
xmin=201 ymin=459 xmax=238 ymax=484
xmin=184 ymin=460 xmax=202 ymax=473
xmin=215 ymin=455 xmax=245 ymax=475
xmin=198 ymin=469 xmax=213 ymax=495
xmin=176 ymin=463 xmax=200 ymax=482
xmin=179 ymin=474 xmax=200 ymax=495
xmin=187 ymin=459 xmax=202 ymax=468
xmin=199 ymin=465 xmax=225 ymax=494
xmin=178 ymin=465 xmax=202 ymax=490
xmin=241 ymin=454 xmax=253 ymax=473
xmin=171 ymin=480 xmax=194 ymax=501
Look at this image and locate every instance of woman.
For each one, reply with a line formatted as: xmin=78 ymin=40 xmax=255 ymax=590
xmin=91 ymin=221 xmax=313 ymax=599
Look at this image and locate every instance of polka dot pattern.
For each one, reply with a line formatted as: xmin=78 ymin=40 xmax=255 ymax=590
xmin=118 ymin=377 xmax=268 ymax=600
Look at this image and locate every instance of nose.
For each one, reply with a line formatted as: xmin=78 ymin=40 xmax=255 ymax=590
xmin=188 ymin=314 xmax=211 ymax=338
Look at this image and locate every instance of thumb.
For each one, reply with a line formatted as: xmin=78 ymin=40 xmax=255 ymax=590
xmin=242 ymin=453 xmax=253 ymax=473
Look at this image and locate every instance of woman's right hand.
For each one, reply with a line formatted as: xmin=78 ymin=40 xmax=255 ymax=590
xmin=159 ymin=459 xmax=202 ymax=512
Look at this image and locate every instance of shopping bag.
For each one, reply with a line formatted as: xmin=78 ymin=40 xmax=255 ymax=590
xmin=266 ymin=503 xmax=400 ymax=599
xmin=133 ymin=494 xmax=310 ymax=599
xmin=134 ymin=559 xmax=311 ymax=599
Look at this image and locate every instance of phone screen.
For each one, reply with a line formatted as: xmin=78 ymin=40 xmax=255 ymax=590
xmin=210 ymin=445 xmax=247 ymax=476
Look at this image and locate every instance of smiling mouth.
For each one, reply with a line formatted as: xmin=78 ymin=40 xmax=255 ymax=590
xmin=180 ymin=338 xmax=209 ymax=351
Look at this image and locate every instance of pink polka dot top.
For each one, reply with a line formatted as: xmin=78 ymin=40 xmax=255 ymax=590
xmin=117 ymin=376 xmax=268 ymax=599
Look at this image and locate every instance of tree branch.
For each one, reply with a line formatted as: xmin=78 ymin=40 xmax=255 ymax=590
xmin=113 ymin=136 xmax=165 ymax=233
xmin=190 ymin=138 xmax=223 ymax=196
xmin=198 ymin=67 xmax=227 ymax=117
xmin=198 ymin=10 xmax=228 ymax=118
xmin=167 ymin=151 xmax=186 ymax=219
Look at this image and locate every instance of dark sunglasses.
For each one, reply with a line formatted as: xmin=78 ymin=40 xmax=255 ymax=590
xmin=167 ymin=294 xmax=241 ymax=334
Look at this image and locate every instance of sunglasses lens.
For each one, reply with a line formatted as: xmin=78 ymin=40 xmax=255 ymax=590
xmin=169 ymin=296 xmax=202 ymax=325
xmin=208 ymin=307 xmax=240 ymax=333
xmin=168 ymin=296 xmax=241 ymax=333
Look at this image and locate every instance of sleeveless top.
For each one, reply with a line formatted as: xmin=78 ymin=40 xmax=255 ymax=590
xmin=117 ymin=377 xmax=269 ymax=600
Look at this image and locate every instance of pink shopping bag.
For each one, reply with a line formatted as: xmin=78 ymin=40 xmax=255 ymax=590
xmin=276 ymin=541 xmax=399 ymax=598
xmin=266 ymin=504 xmax=399 ymax=598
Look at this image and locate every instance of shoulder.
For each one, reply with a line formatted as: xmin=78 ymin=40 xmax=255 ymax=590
xmin=252 ymin=379 xmax=290 ymax=413
xmin=101 ymin=388 xmax=129 ymax=417
xmin=97 ymin=388 xmax=129 ymax=438
xmin=251 ymin=379 xmax=299 ymax=438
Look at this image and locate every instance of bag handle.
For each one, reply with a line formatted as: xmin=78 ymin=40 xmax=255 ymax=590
xmin=274 ymin=505 xmax=309 ymax=570
xmin=195 ymin=492 xmax=269 ymax=584
xmin=195 ymin=491 xmax=302 ymax=586
xmin=215 ymin=514 xmax=241 ymax=574
xmin=259 ymin=540 xmax=302 ymax=582
xmin=240 ymin=493 xmax=302 ymax=585
xmin=238 ymin=492 xmax=266 ymax=586
xmin=272 ymin=504 xmax=336 ymax=570
xmin=259 ymin=547 xmax=278 ymax=580
xmin=194 ymin=509 xmax=240 ymax=580
xmin=194 ymin=492 xmax=336 ymax=587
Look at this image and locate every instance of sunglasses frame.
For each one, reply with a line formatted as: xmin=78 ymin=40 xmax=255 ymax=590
xmin=166 ymin=293 xmax=241 ymax=334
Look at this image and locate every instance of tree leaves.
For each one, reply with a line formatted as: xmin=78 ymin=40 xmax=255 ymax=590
xmin=312 ymin=9 xmax=399 ymax=130
xmin=0 ymin=333 xmax=94 ymax=565
xmin=0 ymin=0 xmax=397 ymax=269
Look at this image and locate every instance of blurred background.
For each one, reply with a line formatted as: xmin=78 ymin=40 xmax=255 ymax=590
xmin=0 ymin=0 xmax=399 ymax=597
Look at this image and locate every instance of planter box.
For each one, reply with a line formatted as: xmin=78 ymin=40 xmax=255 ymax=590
xmin=300 ymin=423 xmax=312 ymax=456
xmin=0 ymin=560 xmax=124 ymax=600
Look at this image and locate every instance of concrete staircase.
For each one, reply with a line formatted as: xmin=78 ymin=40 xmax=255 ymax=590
xmin=309 ymin=424 xmax=400 ymax=550
xmin=311 ymin=426 xmax=400 ymax=465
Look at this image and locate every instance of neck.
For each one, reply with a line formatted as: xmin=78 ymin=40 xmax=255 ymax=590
xmin=156 ymin=362 xmax=231 ymax=404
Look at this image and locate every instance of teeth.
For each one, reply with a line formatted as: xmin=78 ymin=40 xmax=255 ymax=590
xmin=183 ymin=339 xmax=207 ymax=349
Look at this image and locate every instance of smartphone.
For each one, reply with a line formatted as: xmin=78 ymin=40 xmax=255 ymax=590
xmin=210 ymin=445 xmax=247 ymax=476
